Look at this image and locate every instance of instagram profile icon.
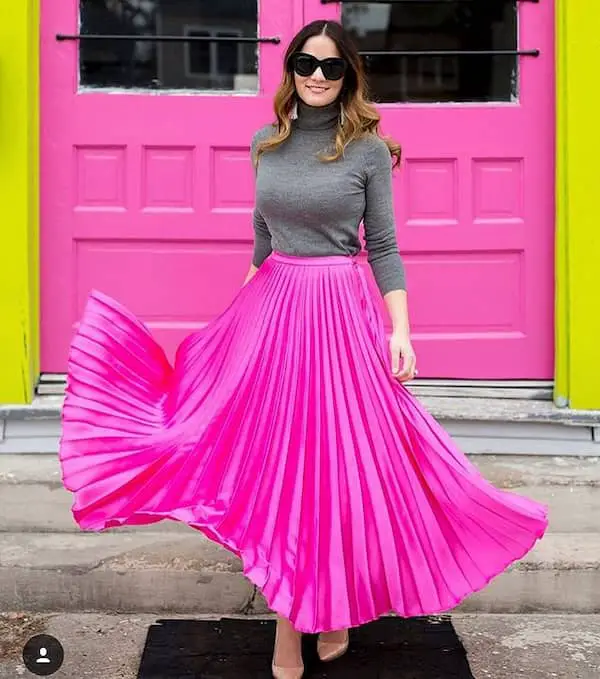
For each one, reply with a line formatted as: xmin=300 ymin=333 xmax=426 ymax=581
xmin=22 ymin=634 xmax=64 ymax=676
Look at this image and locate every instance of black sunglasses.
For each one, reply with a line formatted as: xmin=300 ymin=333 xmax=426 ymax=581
xmin=288 ymin=52 xmax=348 ymax=81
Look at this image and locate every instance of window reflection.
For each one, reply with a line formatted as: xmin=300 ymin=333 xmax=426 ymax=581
xmin=79 ymin=0 xmax=258 ymax=91
xmin=343 ymin=1 xmax=517 ymax=103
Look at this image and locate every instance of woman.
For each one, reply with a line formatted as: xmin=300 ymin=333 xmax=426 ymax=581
xmin=58 ymin=20 xmax=549 ymax=679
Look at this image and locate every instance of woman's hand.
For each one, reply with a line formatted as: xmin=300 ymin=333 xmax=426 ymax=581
xmin=389 ymin=331 xmax=417 ymax=382
xmin=381 ymin=289 xmax=415 ymax=381
xmin=243 ymin=264 xmax=259 ymax=286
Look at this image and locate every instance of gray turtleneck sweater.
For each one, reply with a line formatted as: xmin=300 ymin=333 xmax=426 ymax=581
xmin=251 ymin=99 xmax=406 ymax=295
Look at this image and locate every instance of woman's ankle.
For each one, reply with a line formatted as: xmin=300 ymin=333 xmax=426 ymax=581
xmin=318 ymin=629 xmax=347 ymax=641
xmin=273 ymin=616 xmax=303 ymax=667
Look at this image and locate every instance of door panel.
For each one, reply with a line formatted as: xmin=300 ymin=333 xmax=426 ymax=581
xmin=308 ymin=0 xmax=554 ymax=379
xmin=40 ymin=0 xmax=302 ymax=370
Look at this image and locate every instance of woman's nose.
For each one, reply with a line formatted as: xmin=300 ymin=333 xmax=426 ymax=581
xmin=311 ymin=67 xmax=327 ymax=81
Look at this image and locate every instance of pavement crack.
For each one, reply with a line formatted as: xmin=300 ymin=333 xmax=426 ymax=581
xmin=240 ymin=585 xmax=258 ymax=615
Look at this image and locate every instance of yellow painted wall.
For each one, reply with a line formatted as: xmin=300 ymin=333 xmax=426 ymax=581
xmin=555 ymin=0 xmax=600 ymax=409
xmin=0 ymin=1 xmax=39 ymax=403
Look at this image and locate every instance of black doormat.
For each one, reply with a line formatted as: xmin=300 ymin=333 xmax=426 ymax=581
xmin=137 ymin=616 xmax=474 ymax=679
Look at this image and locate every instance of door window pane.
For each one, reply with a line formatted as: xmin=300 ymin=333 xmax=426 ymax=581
xmin=342 ymin=1 xmax=518 ymax=103
xmin=187 ymin=30 xmax=211 ymax=76
xmin=79 ymin=0 xmax=258 ymax=92
xmin=184 ymin=28 xmax=243 ymax=89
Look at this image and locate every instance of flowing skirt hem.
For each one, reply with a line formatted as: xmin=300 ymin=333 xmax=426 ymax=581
xmin=71 ymin=501 xmax=548 ymax=633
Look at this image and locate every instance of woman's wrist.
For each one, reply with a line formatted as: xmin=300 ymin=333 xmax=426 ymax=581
xmin=383 ymin=290 xmax=410 ymax=338
xmin=391 ymin=326 xmax=410 ymax=339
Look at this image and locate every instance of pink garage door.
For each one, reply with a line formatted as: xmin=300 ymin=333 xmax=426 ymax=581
xmin=41 ymin=0 xmax=554 ymax=379
xmin=40 ymin=0 xmax=302 ymax=370
xmin=311 ymin=0 xmax=555 ymax=379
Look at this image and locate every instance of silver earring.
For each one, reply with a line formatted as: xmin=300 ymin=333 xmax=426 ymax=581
xmin=290 ymin=101 xmax=298 ymax=120
xmin=340 ymin=104 xmax=346 ymax=127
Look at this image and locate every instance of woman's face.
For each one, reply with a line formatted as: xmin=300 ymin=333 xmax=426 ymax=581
xmin=293 ymin=35 xmax=345 ymax=108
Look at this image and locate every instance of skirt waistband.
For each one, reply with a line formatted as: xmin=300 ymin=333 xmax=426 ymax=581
xmin=270 ymin=251 xmax=357 ymax=267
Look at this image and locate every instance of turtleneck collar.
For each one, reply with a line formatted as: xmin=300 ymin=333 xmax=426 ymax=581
xmin=295 ymin=98 xmax=340 ymax=131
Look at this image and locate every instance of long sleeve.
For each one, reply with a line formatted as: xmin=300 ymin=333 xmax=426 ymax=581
xmin=252 ymin=208 xmax=272 ymax=268
xmin=363 ymin=139 xmax=406 ymax=295
xmin=251 ymin=131 xmax=273 ymax=268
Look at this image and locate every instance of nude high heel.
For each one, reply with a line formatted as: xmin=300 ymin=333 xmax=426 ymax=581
xmin=317 ymin=629 xmax=349 ymax=662
xmin=271 ymin=616 xmax=304 ymax=679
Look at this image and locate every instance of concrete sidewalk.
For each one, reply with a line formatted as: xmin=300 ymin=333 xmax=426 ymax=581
xmin=1 ymin=612 xmax=599 ymax=679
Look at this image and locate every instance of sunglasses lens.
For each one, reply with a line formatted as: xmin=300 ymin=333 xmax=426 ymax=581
xmin=322 ymin=59 xmax=346 ymax=80
xmin=292 ymin=54 xmax=316 ymax=77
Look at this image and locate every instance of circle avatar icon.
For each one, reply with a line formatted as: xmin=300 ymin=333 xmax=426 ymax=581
xmin=22 ymin=634 xmax=64 ymax=676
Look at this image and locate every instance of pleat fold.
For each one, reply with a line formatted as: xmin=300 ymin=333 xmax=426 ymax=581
xmin=58 ymin=253 xmax=549 ymax=633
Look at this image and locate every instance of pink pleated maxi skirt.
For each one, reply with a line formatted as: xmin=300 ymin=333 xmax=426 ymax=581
xmin=59 ymin=251 xmax=549 ymax=633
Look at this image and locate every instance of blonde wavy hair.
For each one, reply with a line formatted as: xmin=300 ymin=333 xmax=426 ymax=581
xmin=254 ymin=20 xmax=401 ymax=169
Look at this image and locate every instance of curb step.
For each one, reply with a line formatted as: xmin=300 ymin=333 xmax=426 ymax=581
xmin=3 ymin=453 xmax=599 ymax=486
xmin=0 ymin=532 xmax=598 ymax=615
xmin=1 ymin=483 xmax=599 ymax=534
xmin=4 ymin=393 xmax=600 ymax=426
xmin=3 ymin=395 xmax=600 ymax=456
